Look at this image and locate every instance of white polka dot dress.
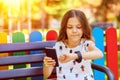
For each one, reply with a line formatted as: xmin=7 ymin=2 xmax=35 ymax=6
xmin=54 ymin=40 xmax=94 ymax=80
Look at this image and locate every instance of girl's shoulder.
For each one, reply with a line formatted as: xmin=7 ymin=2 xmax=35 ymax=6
xmin=55 ymin=41 xmax=64 ymax=45
xmin=82 ymin=39 xmax=94 ymax=45
xmin=54 ymin=41 xmax=65 ymax=48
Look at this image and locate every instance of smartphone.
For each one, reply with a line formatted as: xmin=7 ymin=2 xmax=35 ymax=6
xmin=45 ymin=47 xmax=59 ymax=67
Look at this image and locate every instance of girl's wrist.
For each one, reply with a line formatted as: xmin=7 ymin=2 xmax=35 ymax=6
xmin=75 ymin=51 xmax=82 ymax=63
xmin=73 ymin=54 xmax=78 ymax=60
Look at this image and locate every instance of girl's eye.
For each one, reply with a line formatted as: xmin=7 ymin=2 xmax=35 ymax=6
xmin=67 ymin=26 xmax=72 ymax=29
xmin=67 ymin=25 xmax=82 ymax=29
xmin=77 ymin=26 xmax=82 ymax=29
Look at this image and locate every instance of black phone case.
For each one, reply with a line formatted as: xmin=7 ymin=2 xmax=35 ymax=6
xmin=45 ymin=47 xmax=59 ymax=67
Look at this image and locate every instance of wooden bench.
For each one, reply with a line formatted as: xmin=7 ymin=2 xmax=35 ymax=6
xmin=0 ymin=40 xmax=114 ymax=80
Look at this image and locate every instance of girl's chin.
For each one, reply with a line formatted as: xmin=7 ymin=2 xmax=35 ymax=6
xmin=71 ymin=39 xmax=80 ymax=42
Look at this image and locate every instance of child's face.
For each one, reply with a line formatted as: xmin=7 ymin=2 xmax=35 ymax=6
xmin=66 ymin=17 xmax=83 ymax=42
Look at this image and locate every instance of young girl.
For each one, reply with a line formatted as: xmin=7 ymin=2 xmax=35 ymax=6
xmin=43 ymin=9 xmax=103 ymax=80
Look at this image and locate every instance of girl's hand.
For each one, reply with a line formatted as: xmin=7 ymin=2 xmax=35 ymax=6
xmin=43 ymin=56 xmax=56 ymax=67
xmin=59 ymin=53 xmax=77 ymax=63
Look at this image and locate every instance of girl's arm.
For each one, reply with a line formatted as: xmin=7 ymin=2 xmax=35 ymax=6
xmin=43 ymin=56 xmax=56 ymax=78
xmin=58 ymin=42 xmax=103 ymax=63
xmin=82 ymin=42 xmax=103 ymax=60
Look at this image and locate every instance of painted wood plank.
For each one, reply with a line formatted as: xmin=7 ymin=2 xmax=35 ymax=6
xmin=92 ymin=27 xmax=105 ymax=80
xmin=29 ymin=30 xmax=43 ymax=80
xmin=46 ymin=30 xmax=58 ymax=41
xmin=46 ymin=30 xmax=58 ymax=79
xmin=0 ymin=32 xmax=8 ymax=70
xmin=12 ymin=32 xmax=26 ymax=80
xmin=106 ymin=27 xmax=118 ymax=80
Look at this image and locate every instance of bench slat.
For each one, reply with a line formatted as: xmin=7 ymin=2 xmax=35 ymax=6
xmin=0 ymin=67 xmax=43 ymax=79
xmin=0 ymin=54 xmax=45 ymax=66
xmin=0 ymin=41 xmax=56 ymax=53
xmin=30 ymin=31 xmax=43 ymax=80
xmin=106 ymin=27 xmax=118 ymax=80
xmin=0 ymin=32 xmax=8 ymax=70
xmin=92 ymin=27 xmax=105 ymax=80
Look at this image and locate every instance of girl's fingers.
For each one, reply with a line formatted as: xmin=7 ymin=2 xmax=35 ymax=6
xmin=44 ymin=56 xmax=52 ymax=60
xmin=46 ymin=61 xmax=56 ymax=66
xmin=59 ymin=54 xmax=66 ymax=62
xmin=44 ymin=56 xmax=56 ymax=67
xmin=44 ymin=61 xmax=56 ymax=67
xmin=44 ymin=56 xmax=52 ymax=63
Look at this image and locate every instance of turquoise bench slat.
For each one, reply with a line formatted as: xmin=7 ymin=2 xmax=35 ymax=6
xmin=92 ymin=27 xmax=105 ymax=80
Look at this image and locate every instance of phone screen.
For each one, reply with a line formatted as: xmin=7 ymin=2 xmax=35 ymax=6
xmin=45 ymin=47 xmax=59 ymax=67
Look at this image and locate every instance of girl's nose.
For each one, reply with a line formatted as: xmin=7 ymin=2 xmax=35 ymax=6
xmin=72 ymin=27 xmax=77 ymax=32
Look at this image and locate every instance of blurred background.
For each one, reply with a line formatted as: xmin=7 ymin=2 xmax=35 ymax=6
xmin=0 ymin=0 xmax=120 ymax=34
xmin=0 ymin=1 xmax=120 ymax=79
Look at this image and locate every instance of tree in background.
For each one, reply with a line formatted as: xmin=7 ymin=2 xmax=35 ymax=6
xmin=0 ymin=0 xmax=119 ymax=32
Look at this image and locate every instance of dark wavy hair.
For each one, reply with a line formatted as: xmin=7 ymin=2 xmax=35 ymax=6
xmin=57 ymin=9 xmax=93 ymax=41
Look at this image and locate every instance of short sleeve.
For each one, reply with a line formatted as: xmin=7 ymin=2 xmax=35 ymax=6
xmin=83 ymin=40 xmax=94 ymax=51
xmin=85 ymin=40 xmax=94 ymax=46
xmin=53 ymin=41 xmax=64 ymax=51
xmin=53 ymin=42 xmax=61 ymax=48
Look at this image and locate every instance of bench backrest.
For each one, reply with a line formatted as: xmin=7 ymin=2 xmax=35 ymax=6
xmin=0 ymin=28 xmax=118 ymax=80
xmin=0 ymin=41 xmax=55 ymax=79
xmin=0 ymin=41 xmax=114 ymax=80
